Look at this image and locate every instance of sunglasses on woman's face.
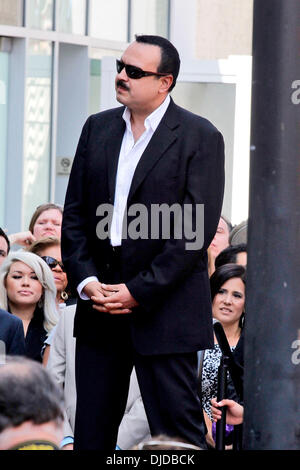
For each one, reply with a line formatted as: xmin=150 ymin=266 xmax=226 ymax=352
xmin=41 ymin=256 xmax=65 ymax=272
xmin=116 ymin=59 xmax=171 ymax=80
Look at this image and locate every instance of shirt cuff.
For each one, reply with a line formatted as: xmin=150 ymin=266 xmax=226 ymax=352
xmin=77 ymin=276 xmax=99 ymax=299
xmin=60 ymin=436 xmax=74 ymax=448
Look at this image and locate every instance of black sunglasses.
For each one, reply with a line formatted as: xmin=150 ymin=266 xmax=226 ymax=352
xmin=41 ymin=256 xmax=65 ymax=272
xmin=116 ymin=59 xmax=171 ymax=80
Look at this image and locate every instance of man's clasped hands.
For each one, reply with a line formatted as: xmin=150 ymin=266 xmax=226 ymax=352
xmin=83 ymin=281 xmax=139 ymax=315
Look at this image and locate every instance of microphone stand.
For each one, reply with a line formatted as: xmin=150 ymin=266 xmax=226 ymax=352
xmin=215 ymin=355 xmax=229 ymax=450
xmin=213 ymin=321 xmax=244 ymax=450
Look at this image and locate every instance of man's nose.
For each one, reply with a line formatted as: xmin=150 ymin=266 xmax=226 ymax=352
xmin=118 ymin=66 xmax=128 ymax=80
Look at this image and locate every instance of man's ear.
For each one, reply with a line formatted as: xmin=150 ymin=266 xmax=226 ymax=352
xmin=159 ymin=75 xmax=173 ymax=94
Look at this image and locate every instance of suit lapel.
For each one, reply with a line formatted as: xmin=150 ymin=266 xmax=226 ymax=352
xmin=106 ymin=111 xmax=126 ymax=204
xmin=127 ymin=100 xmax=180 ymax=205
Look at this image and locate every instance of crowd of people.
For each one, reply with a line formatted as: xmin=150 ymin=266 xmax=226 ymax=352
xmin=0 ymin=203 xmax=247 ymax=450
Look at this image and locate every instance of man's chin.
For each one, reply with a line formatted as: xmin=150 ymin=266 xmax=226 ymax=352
xmin=116 ymin=92 xmax=127 ymax=105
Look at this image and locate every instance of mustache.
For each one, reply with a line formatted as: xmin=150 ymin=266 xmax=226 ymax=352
xmin=116 ymin=80 xmax=129 ymax=91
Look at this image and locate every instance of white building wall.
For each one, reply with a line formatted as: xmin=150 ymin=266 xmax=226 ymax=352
xmin=0 ymin=0 xmax=253 ymax=232
xmin=170 ymin=0 xmax=253 ymax=225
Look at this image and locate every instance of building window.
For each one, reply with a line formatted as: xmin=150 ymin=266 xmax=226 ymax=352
xmin=0 ymin=50 xmax=9 ymax=226
xmin=26 ymin=0 xmax=54 ymax=31
xmin=130 ymin=0 xmax=169 ymax=40
xmin=56 ymin=0 xmax=86 ymax=36
xmin=88 ymin=48 xmax=123 ymax=115
xmin=89 ymin=0 xmax=128 ymax=42
xmin=0 ymin=0 xmax=23 ymax=26
xmin=23 ymin=39 xmax=53 ymax=229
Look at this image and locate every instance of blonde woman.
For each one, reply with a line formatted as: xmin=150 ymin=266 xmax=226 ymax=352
xmin=0 ymin=252 xmax=58 ymax=362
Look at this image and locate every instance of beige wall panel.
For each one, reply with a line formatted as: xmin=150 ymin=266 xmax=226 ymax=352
xmin=195 ymin=0 xmax=253 ymax=59
xmin=0 ymin=0 xmax=23 ymax=26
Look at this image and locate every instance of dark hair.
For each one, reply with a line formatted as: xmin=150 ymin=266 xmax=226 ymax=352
xmin=215 ymin=243 xmax=247 ymax=269
xmin=0 ymin=228 xmax=10 ymax=254
xmin=210 ymin=264 xmax=246 ymax=328
xmin=135 ymin=34 xmax=180 ymax=91
xmin=210 ymin=263 xmax=246 ymax=302
xmin=0 ymin=356 xmax=64 ymax=433
xmin=28 ymin=203 xmax=63 ymax=234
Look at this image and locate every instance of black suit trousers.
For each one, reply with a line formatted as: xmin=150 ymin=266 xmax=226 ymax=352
xmin=74 ymin=250 xmax=207 ymax=451
xmin=74 ymin=334 xmax=207 ymax=451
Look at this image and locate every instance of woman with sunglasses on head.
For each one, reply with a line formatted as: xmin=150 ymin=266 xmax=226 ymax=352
xmin=0 ymin=252 xmax=58 ymax=362
xmin=199 ymin=263 xmax=246 ymax=448
xmin=28 ymin=237 xmax=70 ymax=307
xmin=28 ymin=237 xmax=76 ymax=367
xmin=8 ymin=203 xmax=63 ymax=248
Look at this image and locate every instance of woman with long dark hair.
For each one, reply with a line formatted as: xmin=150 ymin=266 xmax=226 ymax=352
xmin=200 ymin=263 xmax=246 ymax=446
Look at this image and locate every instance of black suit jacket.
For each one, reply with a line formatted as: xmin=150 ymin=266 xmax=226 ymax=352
xmin=0 ymin=309 xmax=26 ymax=356
xmin=62 ymin=98 xmax=225 ymax=355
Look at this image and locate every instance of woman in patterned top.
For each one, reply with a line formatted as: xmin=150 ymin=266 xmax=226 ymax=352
xmin=201 ymin=263 xmax=246 ymax=446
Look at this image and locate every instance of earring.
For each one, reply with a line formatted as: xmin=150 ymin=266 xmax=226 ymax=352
xmin=61 ymin=291 xmax=69 ymax=301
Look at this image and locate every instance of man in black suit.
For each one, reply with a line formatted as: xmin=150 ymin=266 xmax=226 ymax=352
xmin=0 ymin=308 xmax=25 ymax=357
xmin=62 ymin=35 xmax=225 ymax=450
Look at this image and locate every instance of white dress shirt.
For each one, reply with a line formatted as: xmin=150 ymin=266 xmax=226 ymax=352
xmin=78 ymin=94 xmax=171 ymax=299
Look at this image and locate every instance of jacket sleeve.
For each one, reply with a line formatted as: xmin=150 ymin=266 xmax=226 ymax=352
xmin=47 ymin=315 xmax=66 ymax=386
xmin=46 ymin=311 xmax=74 ymax=438
xmin=7 ymin=321 xmax=26 ymax=356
